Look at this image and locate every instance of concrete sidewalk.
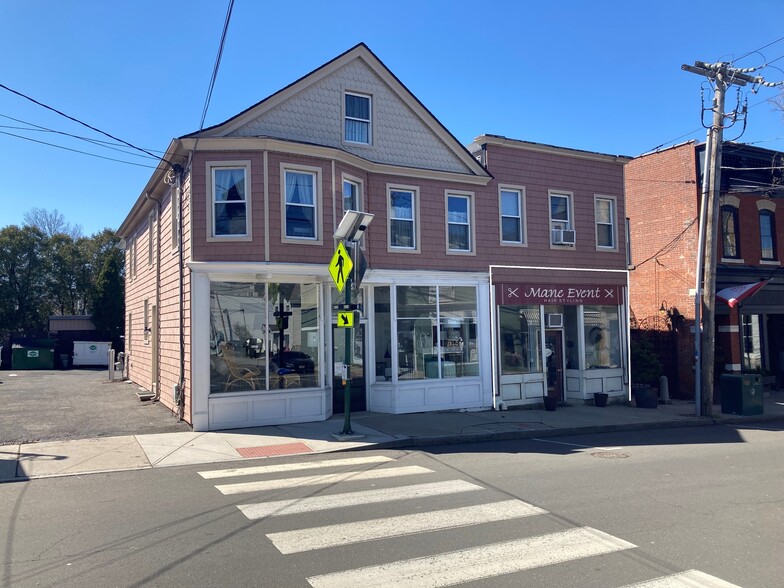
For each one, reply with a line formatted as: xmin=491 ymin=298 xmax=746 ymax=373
xmin=3 ymin=392 xmax=784 ymax=482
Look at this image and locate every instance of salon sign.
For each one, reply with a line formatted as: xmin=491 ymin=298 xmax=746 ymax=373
xmin=497 ymin=283 xmax=621 ymax=305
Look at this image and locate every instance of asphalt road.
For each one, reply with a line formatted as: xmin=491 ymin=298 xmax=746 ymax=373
xmin=0 ymin=369 xmax=191 ymax=445
xmin=1 ymin=424 xmax=781 ymax=587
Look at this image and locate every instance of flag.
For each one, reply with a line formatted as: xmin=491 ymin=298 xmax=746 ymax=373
xmin=715 ymin=280 xmax=769 ymax=308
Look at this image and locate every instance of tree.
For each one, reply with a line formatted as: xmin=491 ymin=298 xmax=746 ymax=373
xmin=91 ymin=246 xmax=124 ymax=345
xmin=46 ymin=234 xmax=88 ymax=315
xmin=0 ymin=226 xmax=51 ymax=340
xmin=23 ymin=207 xmax=83 ymax=240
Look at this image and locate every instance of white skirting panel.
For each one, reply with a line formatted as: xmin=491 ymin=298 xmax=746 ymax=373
xmin=368 ymin=380 xmax=485 ymax=414
xmin=208 ymin=389 xmax=329 ymax=430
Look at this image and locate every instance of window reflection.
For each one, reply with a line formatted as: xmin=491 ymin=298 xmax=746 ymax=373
xmin=209 ymin=281 xmax=320 ymax=393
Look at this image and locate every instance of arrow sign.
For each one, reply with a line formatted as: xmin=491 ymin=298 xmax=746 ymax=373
xmin=337 ymin=311 xmax=355 ymax=328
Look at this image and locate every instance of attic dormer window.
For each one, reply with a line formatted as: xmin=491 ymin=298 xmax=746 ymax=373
xmin=345 ymin=92 xmax=371 ymax=144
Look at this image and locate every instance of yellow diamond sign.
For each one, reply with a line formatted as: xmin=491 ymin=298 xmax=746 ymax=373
xmin=329 ymin=242 xmax=353 ymax=293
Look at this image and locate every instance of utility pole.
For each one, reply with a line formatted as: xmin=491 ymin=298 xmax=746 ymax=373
xmin=682 ymin=61 xmax=779 ymax=416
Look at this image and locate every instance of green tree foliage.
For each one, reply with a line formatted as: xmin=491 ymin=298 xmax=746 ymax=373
xmin=0 ymin=216 xmax=125 ymax=343
xmin=0 ymin=226 xmax=51 ymax=339
xmin=91 ymin=244 xmax=125 ymax=343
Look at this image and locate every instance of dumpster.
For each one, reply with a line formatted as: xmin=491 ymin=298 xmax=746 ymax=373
xmin=11 ymin=344 xmax=56 ymax=370
xmin=721 ymin=373 xmax=763 ymax=416
xmin=73 ymin=341 xmax=112 ymax=367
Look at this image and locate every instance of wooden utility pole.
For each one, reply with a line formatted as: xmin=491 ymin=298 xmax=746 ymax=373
xmin=682 ymin=61 xmax=779 ymax=415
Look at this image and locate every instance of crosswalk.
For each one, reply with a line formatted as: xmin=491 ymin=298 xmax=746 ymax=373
xmin=198 ymin=455 xmax=740 ymax=587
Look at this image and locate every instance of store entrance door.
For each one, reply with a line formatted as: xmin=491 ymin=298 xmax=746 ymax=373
xmin=332 ymin=324 xmax=366 ymax=413
xmin=545 ymin=330 xmax=564 ymax=401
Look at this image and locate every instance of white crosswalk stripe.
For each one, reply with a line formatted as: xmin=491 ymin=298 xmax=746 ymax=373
xmin=620 ymin=570 xmax=742 ymax=587
xmin=238 ymin=479 xmax=484 ymax=519
xmin=306 ymin=527 xmax=635 ymax=588
xmin=198 ymin=455 xmax=395 ymax=479
xmin=202 ymin=456 xmax=740 ymax=587
xmin=215 ymin=464 xmax=432 ymax=495
xmin=267 ymin=499 xmax=547 ymax=554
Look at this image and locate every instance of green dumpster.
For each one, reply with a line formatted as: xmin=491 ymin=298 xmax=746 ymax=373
xmin=11 ymin=340 xmax=56 ymax=370
xmin=720 ymin=373 xmax=763 ymax=416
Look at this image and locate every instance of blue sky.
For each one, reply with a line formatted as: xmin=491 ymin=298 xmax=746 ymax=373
xmin=1 ymin=0 xmax=783 ymax=236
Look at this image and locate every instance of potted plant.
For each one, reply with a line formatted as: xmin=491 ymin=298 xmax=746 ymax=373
xmin=593 ymin=392 xmax=609 ymax=407
xmin=631 ymin=339 xmax=662 ymax=408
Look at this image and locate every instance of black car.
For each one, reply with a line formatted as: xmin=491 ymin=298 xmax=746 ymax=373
xmin=273 ymin=351 xmax=315 ymax=374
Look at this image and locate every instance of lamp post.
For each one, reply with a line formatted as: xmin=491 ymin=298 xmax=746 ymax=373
xmin=333 ymin=210 xmax=374 ymax=437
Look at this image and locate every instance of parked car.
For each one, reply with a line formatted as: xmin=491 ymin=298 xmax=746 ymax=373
xmin=272 ymin=351 xmax=315 ymax=374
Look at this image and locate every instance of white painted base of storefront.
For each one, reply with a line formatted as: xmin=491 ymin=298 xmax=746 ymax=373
xmin=369 ymin=380 xmax=487 ymax=414
xmin=207 ymin=388 xmax=331 ymax=430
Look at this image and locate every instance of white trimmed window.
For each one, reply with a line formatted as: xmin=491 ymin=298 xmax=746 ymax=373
xmin=147 ymin=211 xmax=155 ymax=267
xmin=344 ymin=92 xmax=371 ymax=144
xmin=343 ymin=178 xmax=361 ymax=213
xmin=594 ymin=196 xmax=617 ymax=249
xmin=208 ymin=162 xmax=251 ymax=238
xmin=549 ymin=191 xmax=574 ymax=246
xmin=389 ymin=186 xmax=417 ymax=250
xmin=284 ymin=168 xmax=318 ymax=240
xmin=447 ymin=192 xmax=472 ymax=252
xmin=143 ymin=299 xmax=150 ymax=344
xmin=499 ymin=187 xmax=525 ymax=244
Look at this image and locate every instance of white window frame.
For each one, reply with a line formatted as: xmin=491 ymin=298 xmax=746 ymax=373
xmin=206 ymin=160 xmax=252 ymax=241
xmin=143 ymin=299 xmax=150 ymax=344
xmin=147 ymin=210 xmax=156 ymax=267
xmin=344 ymin=91 xmax=372 ymax=145
xmin=341 ymin=174 xmax=363 ymax=214
xmin=549 ymin=190 xmax=574 ymax=247
xmin=387 ymin=184 xmax=420 ymax=253
xmin=445 ymin=190 xmax=475 ymax=254
xmin=128 ymin=237 xmax=136 ymax=280
xmin=498 ymin=185 xmax=526 ymax=246
xmin=281 ymin=163 xmax=323 ymax=245
xmin=170 ymin=187 xmax=179 ymax=252
xmin=594 ymin=195 xmax=618 ymax=251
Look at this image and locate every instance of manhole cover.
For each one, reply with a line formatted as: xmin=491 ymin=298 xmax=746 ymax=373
xmin=591 ymin=451 xmax=630 ymax=459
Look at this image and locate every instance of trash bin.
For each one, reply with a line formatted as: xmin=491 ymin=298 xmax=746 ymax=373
xmin=721 ymin=373 xmax=763 ymax=416
xmin=12 ymin=345 xmax=55 ymax=369
xmin=60 ymin=354 xmax=71 ymax=369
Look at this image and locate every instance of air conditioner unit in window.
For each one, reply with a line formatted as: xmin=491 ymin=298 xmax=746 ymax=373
xmin=551 ymin=228 xmax=576 ymax=245
xmin=547 ymin=313 xmax=564 ymax=328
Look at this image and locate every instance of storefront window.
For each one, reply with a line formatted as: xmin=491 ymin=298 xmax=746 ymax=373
xmin=374 ymin=287 xmax=392 ymax=379
xmin=742 ymin=314 xmax=762 ymax=372
xmin=395 ymin=285 xmax=478 ymax=380
xmin=584 ymin=305 xmax=621 ymax=369
xmin=499 ymin=305 xmax=542 ymax=375
xmin=563 ymin=306 xmax=579 ymax=369
xmin=209 ymin=281 xmax=320 ymax=393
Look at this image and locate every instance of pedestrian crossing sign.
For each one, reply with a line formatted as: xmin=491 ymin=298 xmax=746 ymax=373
xmin=329 ymin=241 xmax=353 ymax=293
xmin=336 ymin=311 xmax=356 ymax=328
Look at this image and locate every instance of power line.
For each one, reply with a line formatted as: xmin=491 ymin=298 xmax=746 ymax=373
xmin=0 ymin=82 xmax=176 ymax=167
xmin=0 ymin=129 xmax=160 ymax=169
xmin=733 ymin=35 xmax=784 ymax=64
xmin=0 ymin=112 xmax=169 ymax=156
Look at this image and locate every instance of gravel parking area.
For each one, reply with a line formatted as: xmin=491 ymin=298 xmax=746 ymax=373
xmin=0 ymin=368 xmax=191 ymax=444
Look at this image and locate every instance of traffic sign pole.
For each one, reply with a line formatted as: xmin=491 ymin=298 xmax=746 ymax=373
xmin=340 ymin=272 xmax=354 ymax=435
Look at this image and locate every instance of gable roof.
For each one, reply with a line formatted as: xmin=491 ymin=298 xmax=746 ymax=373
xmin=181 ymin=43 xmax=490 ymax=179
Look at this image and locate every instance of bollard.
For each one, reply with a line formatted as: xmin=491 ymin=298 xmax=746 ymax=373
xmin=659 ymin=375 xmax=670 ymax=404
xmin=109 ymin=349 xmax=115 ymax=382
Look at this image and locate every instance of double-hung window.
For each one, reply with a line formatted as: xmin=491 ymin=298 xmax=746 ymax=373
xmin=500 ymin=187 xmax=525 ymax=244
xmin=345 ymin=92 xmax=371 ymax=144
xmin=721 ymin=205 xmax=740 ymax=259
xmin=343 ymin=178 xmax=360 ymax=213
xmin=285 ymin=169 xmax=317 ymax=239
xmin=760 ymin=210 xmax=776 ymax=260
xmin=447 ymin=192 xmax=472 ymax=252
xmin=210 ymin=163 xmax=250 ymax=238
xmin=549 ymin=191 xmax=574 ymax=246
xmin=389 ymin=186 xmax=417 ymax=250
xmin=594 ymin=196 xmax=616 ymax=249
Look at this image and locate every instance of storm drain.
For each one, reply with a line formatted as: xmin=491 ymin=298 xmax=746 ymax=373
xmin=591 ymin=451 xmax=630 ymax=459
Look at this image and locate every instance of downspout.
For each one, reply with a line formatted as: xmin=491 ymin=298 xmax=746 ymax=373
xmin=173 ymin=164 xmax=186 ymax=421
xmin=144 ymin=191 xmax=163 ymax=401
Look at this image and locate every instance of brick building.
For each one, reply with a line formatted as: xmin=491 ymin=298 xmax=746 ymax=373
xmin=118 ymin=44 xmax=630 ymax=430
xmin=626 ymin=141 xmax=784 ymax=397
